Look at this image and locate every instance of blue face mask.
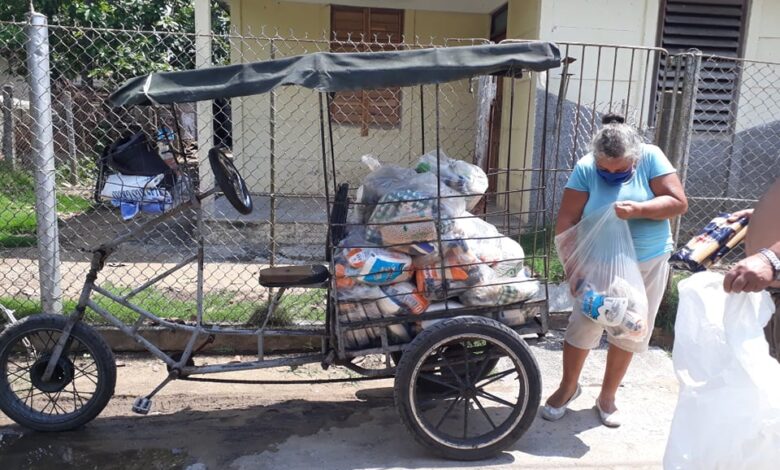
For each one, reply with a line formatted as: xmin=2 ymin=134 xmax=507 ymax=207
xmin=597 ymin=167 xmax=634 ymax=185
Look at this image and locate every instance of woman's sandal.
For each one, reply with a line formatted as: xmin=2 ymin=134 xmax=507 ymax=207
xmin=595 ymin=398 xmax=622 ymax=428
xmin=541 ymin=384 xmax=582 ymax=421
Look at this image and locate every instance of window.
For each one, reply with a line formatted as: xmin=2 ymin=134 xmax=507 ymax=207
xmin=656 ymin=0 xmax=749 ymax=132
xmin=330 ymin=6 xmax=404 ymax=136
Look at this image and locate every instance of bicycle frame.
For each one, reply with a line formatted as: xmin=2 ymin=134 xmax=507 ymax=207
xmin=41 ymin=184 xmax=331 ymax=382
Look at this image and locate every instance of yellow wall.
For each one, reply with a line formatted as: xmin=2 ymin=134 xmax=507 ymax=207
xmin=495 ymin=0 xmax=541 ymax=217
xmin=227 ymin=0 xmax=490 ymax=195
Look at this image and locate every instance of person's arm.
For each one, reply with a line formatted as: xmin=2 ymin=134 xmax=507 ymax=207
xmin=556 ymin=189 xmax=588 ymax=290
xmin=556 ymin=188 xmax=588 ymax=236
xmin=614 ymin=173 xmax=688 ymax=220
xmin=724 ymin=177 xmax=780 ymax=293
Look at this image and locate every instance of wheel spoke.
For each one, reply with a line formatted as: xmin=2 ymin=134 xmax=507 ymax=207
xmin=417 ymin=373 xmax=460 ymax=393
xmin=7 ymin=368 xmax=30 ymax=383
xmin=416 ymin=390 xmax=460 ymax=406
xmin=440 ymin=356 xmax=466 ymax=389
xmin=475 ymin=368 xmax=516 ymax=388
xmin=8 ymin=359 xmax=31 ymax=372
xmin=476 ymin=389 xmax=516 ymax=408
xmin=71 ymin=378 xmax=87 ymax=409
xmin=473 ymin=396 xmax=497 ymax=430
xmin=434 ymin=396 xmax=462 ymax=430
xmin=23 ymin=384 xmax=33 ymax=405
xmin=50 ymin=391 xmax=67 ymax=415
xmin=463 ymin=344 xmax=471 ymax=387
xmin=73 ymin=369 xmax=99 ymax=386
xmin=463 ymin=397 xmax=470 ymax=439
xmin=472 ymin=349 xmax=493 ymax=384
xmin=40 ymin=393 xmax=54 ymax=415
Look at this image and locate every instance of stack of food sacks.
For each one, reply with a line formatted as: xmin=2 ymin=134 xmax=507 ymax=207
xmin=336 ymin=151 xmax=540 ymax=349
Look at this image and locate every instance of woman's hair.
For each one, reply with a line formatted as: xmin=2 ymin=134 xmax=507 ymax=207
xmin=591 ymin=113 xmax=642 ymax=162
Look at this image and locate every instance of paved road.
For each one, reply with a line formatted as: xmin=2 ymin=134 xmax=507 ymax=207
xmin=0 ymin=333 xmax=678 ymax=469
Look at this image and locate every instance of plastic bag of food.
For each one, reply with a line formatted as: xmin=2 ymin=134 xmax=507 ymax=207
xmin=445 ymin=215 xmax=526 ymax=277
xmin=416 ymin=150 xmax=488 ymax=211
xmin=366 ymin=186 xmax=464 ymax=256
xmin=459 ymin=269 xmax=540 ymax=307
xmin=415 ymin=249 xmax=489 ymax=302
xmin=377 ymin=282 xmax=429 ymax=316
xmin=339 ymin=299 xmax=413 ymax=348
xmin=338 ymin=302 xmax=379 ymax=349
xmin=664 ymin=272 xmax=780 ymax=469
xmin=418 ymin=301 xmax=465 ymax=330
xmin=336 ymin=284 xmax=385 ymax=301
xmin=554 ymin=204 xmax=648 ymax=341
xmin=335 ymin=231 xmax=414 ymax=286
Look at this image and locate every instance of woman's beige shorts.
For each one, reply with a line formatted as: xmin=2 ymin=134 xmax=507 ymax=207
xmin=564 ymin=253 xmax=671 ymax=354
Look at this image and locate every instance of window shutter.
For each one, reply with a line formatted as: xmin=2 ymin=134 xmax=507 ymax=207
xmin=330 ymin=6 xmax=403 ymax=136
xmin=657 ymin=0 xmax=747 ymax=132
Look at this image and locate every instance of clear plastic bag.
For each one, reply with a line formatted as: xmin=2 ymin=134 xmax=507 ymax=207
xmin=415 ymin=150 xmax=488 ymax=211
xmin=446 ymin=214 xmax=526 ymax=278
xmin=664 ymin=272 xmax=780 ymax=469
xmin=365 ymin=184 xmax=465 ymax=256
xmin=459 ymin=267 xmax=540 ymax=307
xmin=334 ymin=230 xmax=413 ymax=287
xmin=415 ymin=249 xmax=489 ymax=302
xmin=555 ymin=204 xmax=648 ymax=341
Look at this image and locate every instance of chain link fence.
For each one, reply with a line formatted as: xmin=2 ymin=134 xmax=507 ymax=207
xmin=2 ymin=15 xmax=779 ymax=328
xmin=679 ymin=54 xmax=780 ymax=263
xmin=0 ymin=17 xmax=498 ymax=328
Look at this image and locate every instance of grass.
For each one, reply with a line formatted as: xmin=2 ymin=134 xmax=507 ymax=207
xmin=656 ymin=271 xmax=690 ymax=335
xmin=0 ymin=285 xmax=326 ymax=327
xmin=0 ymin=162 xmax=93 ymax=248
xmin=519 ymin=229 xmax=565 ymax=283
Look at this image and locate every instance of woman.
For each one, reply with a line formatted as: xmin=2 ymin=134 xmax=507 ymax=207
xmin=542 ymin=114 xmax=688 ymax=427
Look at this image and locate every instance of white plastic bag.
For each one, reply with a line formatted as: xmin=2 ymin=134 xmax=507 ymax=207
xmin=664 ymin=271 xmax=780 ymax=470
xmin=555 ymin=204 xmax=649 ymax=340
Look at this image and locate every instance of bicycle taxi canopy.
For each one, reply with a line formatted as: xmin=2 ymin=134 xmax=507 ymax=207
xmin=109 ymin=41 xmax=561 ymax=107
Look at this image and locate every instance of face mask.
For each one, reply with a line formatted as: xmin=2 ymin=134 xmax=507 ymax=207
xmin=597 ymin=167 xmax=633 ymax=185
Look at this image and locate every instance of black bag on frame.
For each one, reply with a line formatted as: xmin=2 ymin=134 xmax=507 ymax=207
xmin=105 ymin=132 xmax=170 ymax=177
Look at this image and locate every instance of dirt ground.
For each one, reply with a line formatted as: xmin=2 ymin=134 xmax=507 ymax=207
xmin=0 ymin=331 xmax=678 ymax=470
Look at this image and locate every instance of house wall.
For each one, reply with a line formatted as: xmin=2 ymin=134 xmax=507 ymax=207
xmin=524 ymin=0 xmax=664 ymax=222
xmin=538 ymin=0 xmax=660 ymax=126
xmin=737 ymin=0 xmax=780 ymax=132
xmin=227 ymin=0 xmax=489 ymax=195
xmin=496 ymin=0 xmax=542 ymax=217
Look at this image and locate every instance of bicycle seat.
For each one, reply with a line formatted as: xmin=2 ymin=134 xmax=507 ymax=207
xmin=258 ymin=264 xmax=330 ymax=288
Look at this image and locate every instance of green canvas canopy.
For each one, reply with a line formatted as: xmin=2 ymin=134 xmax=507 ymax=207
xmin=109 ymin=41 xmax=560 ymax=107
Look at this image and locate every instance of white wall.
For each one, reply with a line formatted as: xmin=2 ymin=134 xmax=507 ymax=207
xmin=537 ymin=0 xmax=661 ymax=129
xmin=736 ymin=0 xmax=780 ymax=132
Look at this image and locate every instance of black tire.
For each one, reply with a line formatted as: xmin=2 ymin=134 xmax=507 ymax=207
xmin=0 ymin=314 xmax=117 ymax=431
xmin=394 ymin=316 xmax=541 ymax=461
xmin=208 ymin=146 xmax=253 ymax=215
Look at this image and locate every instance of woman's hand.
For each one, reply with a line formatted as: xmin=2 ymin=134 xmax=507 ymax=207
xmin=615 ymin=201 xmax=642 ymax=219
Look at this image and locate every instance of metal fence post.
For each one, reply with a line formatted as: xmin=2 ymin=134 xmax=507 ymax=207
xmin=63 ymin=90 xmax=78 ymax=184
xmin=669 ymin=51 xmax=701 ymax=248
xmin=26 ymin=12 xmax=62 ymax=314
xmin=1 ymin=84 xmax=14 ymax=170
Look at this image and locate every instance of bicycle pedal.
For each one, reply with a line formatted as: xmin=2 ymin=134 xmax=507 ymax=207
xmin=132 ymin=397 xmax=152 ymax=415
